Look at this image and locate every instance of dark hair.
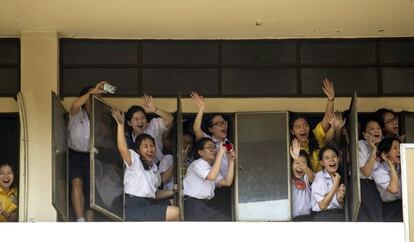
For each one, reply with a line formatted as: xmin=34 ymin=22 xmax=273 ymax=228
xmin=378 ymin=137 xmax=401 ymax=157
xmin=374 ymin=108 xmax=397 ymax=129
xmin=291 ymin=150 xmax=311 ymax=169
xmin=318 ymin=145 xmax=341 ymax=161
xmin=135 ymin=133 xmax=156 ymax=171
xmin=289 ymin=115 xmax=319 ymax=154
xmin=360 ymin=116 xmax=381 ymax=140
xmin=79 ymin=85 xmax=95 ymax=97
xmin=79 ymin=85 xmax=95 ymax=109
xmin=193 ymin=137 xmax=214 ymax=160
xmin=0 ymin=161 xmax=17 ymax=188
xmin=125 ymin=105 xmax=147 ymax=132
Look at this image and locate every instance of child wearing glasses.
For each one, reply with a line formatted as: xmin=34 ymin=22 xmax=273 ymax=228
xmin=374 ymin=108 xmax=405 ymax=142
xmin=183 ymin=137 xmax=235 ymax=221
xmin=190 ymin=91 xmax=233 ymax=217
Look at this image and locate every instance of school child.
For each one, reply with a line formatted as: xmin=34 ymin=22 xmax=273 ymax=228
xmin=290 ymin=78 xmax=336 ymax=173
xmin=111 ymin=108 xmax=180 ymax=221
xmin=374 ymin=108 xmax=405 ymax=141
xmin=356 ymin=118 xmax=384 ymax=221
xmin=190 ymin=91 xmax=233 ymax=217
xmin=373 ymin=137 xmax=402 ymax=222
xmin=0 ymin=162 xmax=18 ymax=222
xmin=290 ymin=139 xmax=315 ymax=221
xmin=68 ymin=81 xmax=106 ymax=222
xmin=311 ymin=145 xmax=346 ymax=221
xmin=159 ymin=131 xmax=194 ymax=191
xmin=124 ymin=95 xmax=174 ymax=164
xmin=183 ymin=137 xmax=235 ymax=221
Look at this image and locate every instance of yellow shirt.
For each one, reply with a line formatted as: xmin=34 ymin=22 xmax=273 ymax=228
xmin=0 ymin=186 xmax=18 ymax=222
xmin=301 ymin=122 xmax=326 ymax=173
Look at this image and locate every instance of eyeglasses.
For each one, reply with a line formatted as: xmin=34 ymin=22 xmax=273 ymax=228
xmin=203 ymin=146 xmax=216 ymax=151
xmin=211 ymin=120 xmax=228 ymax=127
xmin=384 ymin=116 xmax=399 ymax=125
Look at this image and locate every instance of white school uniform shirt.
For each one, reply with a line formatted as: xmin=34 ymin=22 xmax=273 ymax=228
xmin=124 ymin=149 xmax=161 ymax=198
xmin=159 ymin=154 xmax=174 ymax=190
xmin=358 ymin=140 xmax=381 ymax=179
xmin=311 ymin=170 xmax=342 ymax=212
xmin=202 ymin=132 xmax=229 ymax=177
xmin=291 ymin=175 xmax=312 ymax=217
xmin=131 ymin=117 xmax=168 ymax=164
xmin=183 ymin=158 xmax=223 ymax=200
xmin=68 ymin=108 xmax=90 ymax=152
xmin=372 ymin=162 xmax=402 ymax=202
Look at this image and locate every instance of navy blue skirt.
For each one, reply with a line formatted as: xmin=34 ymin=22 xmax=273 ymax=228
xmin=125 ymin=194 xmax=170 ymax=221
xmin=357 ymin=179 xmax=383 ymax=222
xmin=184 ymin=197 xmax=230 ymax=221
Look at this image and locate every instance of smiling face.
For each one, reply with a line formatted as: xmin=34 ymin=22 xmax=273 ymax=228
xmin=292 ymin=156 xmax=307 ymax=179
xmin=387 ymin=140 xmax=401 ymax=166
xmin=128 ymin=111 xmax=148 ymax=136
xmin=197 ymin=140 xmax=217 ymax=163
xmin=208 ymin=115 xmax=228 ymax=141
xmin=382 ymin=112 xmax=399 ymax=137
xmin=291 ymin=118 xmax=310 ymax=144
xmin=320 ymin=149 xmax=339 ymax=175
xmin=365 ymin=121 xmax=383 ymax=145
xmin=137 ymin=138 xmax=156 ymax=162
xmin=0 ymin=164 xmax=14 ymax=192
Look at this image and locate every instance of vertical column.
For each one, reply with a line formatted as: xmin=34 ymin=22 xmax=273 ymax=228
xmin=20 ymin=31 xmax=58 ymax=221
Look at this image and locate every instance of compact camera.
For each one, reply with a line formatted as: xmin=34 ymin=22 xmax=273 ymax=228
xmin=103 ymin=83 xmax=117 ymax=94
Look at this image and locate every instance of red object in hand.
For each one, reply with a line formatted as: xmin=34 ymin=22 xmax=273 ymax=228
xmin=223 ymin=141 xmax=233 ymax=151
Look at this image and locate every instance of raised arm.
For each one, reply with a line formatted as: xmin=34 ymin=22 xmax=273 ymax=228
xmin=70 ymin=81 xmax=105 ymax=115
xmin=142 ymin=94 xmax=174 ymax=130
xmin=381 ymin=153 xmax=400 ymax=194
xmin=111 ymin=108 xmax=132 ymax=166
xmin=206 ymin=145 xmax=226 ymax=181
xmin=360 ymin=133 xmax=378 ymax=177
xmin=318 ymin=173 xmax=341 ymax=210
xmin=320 ymin=78 xmax=335 ymax=133
xmin=218 ymin=149 xmax=236 ymax=187
xmin=290 ymin=139 xmax=314 ymax=183
xmin=191 ymin=91 xmax=206 ymax=141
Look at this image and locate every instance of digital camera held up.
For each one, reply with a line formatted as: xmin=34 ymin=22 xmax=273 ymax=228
xmin=103 ymin=82 xmax=117 ymax=94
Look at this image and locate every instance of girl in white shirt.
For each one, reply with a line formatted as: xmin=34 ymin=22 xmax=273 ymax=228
xmin=290 ymin=139 xmax=314 ymax=221
xmin=124 ymin=95 xmax=174 ymax=164
xmin=311 ymin=145 xmax=346 ymax=221
xmin=111 ymin=109 xmax=180 ymax=221
xmin=373 ymin=137 xmax=402 ymax=222
xmin=183 ymin=137 xmax=235 ymax=221
xmin=357 ymin=118 xmax=384 ymax=221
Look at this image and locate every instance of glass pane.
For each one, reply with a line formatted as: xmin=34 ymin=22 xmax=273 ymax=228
xmin=61 ymin=68 xmax=139 ymax=97
xmin=222 ymin=40 xmax=296 ymax=65
xmin=380 ymin=40 xmax=414 ymax=64
xmin=60 ymin=39 xmax=139 ymax=65
xmin=222 ymin=68 xmax=297 ymax=96
xmin=347 ymin=93 xmax=361 ymax=221
xmin=381 ymin=68 xmax=414 ymax=95
xmin=143 ymin=40 xmax=217 ymax=65
xmin=0 ymin=68 xmax=19 ymax=95
xmin=301 ymin=40 xmax=376 ymax=64
xmin=0 ymin=39 xmax=19 ymax=64
xmin=51 ymin=92 xmax=69 ymax=221
xmin=301 ymin=68 xmax=378 ymax=96
xmin=143 ymin=68 xmax=218 ymax=96
xmin=236 ymin=112 xmax=289 ymax=221
xmin=91 ymin=96 xmax=124 ymax=220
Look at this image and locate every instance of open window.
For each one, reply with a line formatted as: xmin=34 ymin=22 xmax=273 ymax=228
xmin=234 ymin=112 xmax=290 ymax=221
xmin=90 ymin=96 xmax=124 ymax=221
xmin=51 ymin=92 xmax=69 ymax=221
